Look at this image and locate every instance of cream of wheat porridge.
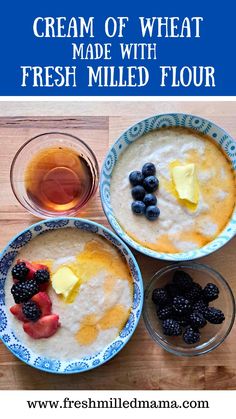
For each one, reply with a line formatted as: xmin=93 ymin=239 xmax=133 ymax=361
xmin=5 ymin=228 xmax=133 ymax=359
xmin=110 ymin=127 xmax=235 ymax=253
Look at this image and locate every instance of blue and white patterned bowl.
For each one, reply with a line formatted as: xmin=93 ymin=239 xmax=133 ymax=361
xmin=100 ymin=113 xmax=236 ymax=261
xmin=0 ymin=218 xmax=143 ymax=374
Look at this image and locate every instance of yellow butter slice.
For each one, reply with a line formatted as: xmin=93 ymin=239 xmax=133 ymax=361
xmin=52 ymin=266 xmax=79 ymax=298
xmin=172 ymin=163 xmax=199 ymax=204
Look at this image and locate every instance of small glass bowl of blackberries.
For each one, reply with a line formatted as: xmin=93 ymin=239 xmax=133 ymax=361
xmin=143 ymin=262 xmax=235 ymax=356
xmin=129 ymin=162 xmax=160 ymax=221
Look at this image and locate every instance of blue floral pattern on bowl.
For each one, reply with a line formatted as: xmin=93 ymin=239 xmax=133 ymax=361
xmin=0 ymin=218 xmax=143 ymax=374
xmin=100 ymin=113 xmax=236 ymax=261
xmin=10 ymin=231 xmax=32 ymax=249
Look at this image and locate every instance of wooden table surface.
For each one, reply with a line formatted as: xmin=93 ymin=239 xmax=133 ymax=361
xmin=0 ymin=101 xmax=236 ymax=390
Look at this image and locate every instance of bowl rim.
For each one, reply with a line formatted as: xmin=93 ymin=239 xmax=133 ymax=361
xmin=10 ymin=131 xmax=100 ymax=218
xmin=0 ymin=217 xmax=143 ymax=374
xmin=100 ymin=112 xmax=236 ymax=261
xmin=143 ymin=261 xmax=236 ymax=357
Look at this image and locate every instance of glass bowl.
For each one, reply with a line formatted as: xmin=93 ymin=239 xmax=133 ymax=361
xmin=143 ymin=262 xmax=235 ymax=356
xmin=10 ymin=132 xmax=99 ymax=218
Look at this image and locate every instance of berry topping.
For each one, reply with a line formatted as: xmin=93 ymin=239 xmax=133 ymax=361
xmin=203 ymin=283 xmax=219 ymax=302
xmin=152 ymin=269 xmax=226 ymax=347
xmin=145 ymin=205 xmax=160 ymax=221
xmin=143 ymin=193 xmax=157 ymax=207
xmin=31 ymin=292 xmax=52 ymax=316
xmin=192 ymin=300 xmax=208 ymax=314
xmin=131 ymin=185 xmax=146 ymax=200
xmin=12 ymin=262 xmax=29 ymax=281
xmin=143 ymin=175 xmax=159 ymax=192
xmin=185 ymin=282 xmax=202 ymax=303
xmin=162 ymin=319 xmax=182 ymax=336
xmin=34 ymin=269 xmax=50 ymax=285
xmin=173 ymin=270 xmax=193 ymax=291
xmin=23 ymin=314 xmax=60 ymax=339
xmin=10 ymin=304 xmax=27 ymax=322
xmin=142 ymin=162 xmax=156 ymax=177
xmin=189 ymin=311 xmax=207 ymax=328
xmin=152 ymin=288 xmax=169 ymax=306
xmin=204 ymin=307 xmax=225 ymax=324
xmin=174 ymin=315 xmax=191 ymax=328
xmin=131 ymin=201 xmax=146 ymax=215
xmin=17 ymin=259 xmax=49 ymax=281
xmin=129 ymin=170 xmax=144 ymax=186
xmin=22 ymin=301 xmax=42 ymax=322
xmin=183 ymin=326 xmax=200 ymax=344
xmin=165 ymin=283 xmax=181 ymax=299
xmin=157 ymin=305 xmax=173 ymax=320
xmin=11 ymin=280 xmax=39 ymax=304
xmin=173 ymin=296 xmax=192 ymax=315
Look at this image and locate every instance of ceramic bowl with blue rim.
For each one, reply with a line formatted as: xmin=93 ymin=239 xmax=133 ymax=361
xmin=100 ymin=113 xmax=236 ymax=261
xmin=0 ymin=218 xmax=143 ymax=374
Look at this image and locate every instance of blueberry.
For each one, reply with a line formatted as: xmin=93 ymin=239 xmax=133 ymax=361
xmin=142 ymin=162 xmax=156 ymax=177
xmin=143 ymin=193 xmax=157 ymax=207
xmin=145 ymin=205 xmax=160 ymax=221
xmin=131 ymin=201 xmax=146 ymax=215
xmin=131 ymin=185 xmax=146 ymax=200
xmin=143 ymin=176 xmax=159 ymax=192
xmin=129 ymin=171 xmax=144 ymax=186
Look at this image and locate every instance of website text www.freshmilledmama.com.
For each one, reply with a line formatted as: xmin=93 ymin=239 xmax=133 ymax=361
xmin=26 ymin=397 xmax=210 ymax=410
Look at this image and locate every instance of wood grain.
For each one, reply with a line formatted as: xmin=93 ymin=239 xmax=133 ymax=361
xmin=0 ymin=103 xmax=235 ymax=390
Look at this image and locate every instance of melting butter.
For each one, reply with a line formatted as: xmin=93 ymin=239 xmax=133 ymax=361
xmin=51 ymin=266 xmax=79 ymax=298
xmin=171 ymin=163 xmax=199 ymax=204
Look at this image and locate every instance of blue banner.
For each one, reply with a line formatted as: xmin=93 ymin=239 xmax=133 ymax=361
xmin=0 ymin=0 xmax=235 ymax=96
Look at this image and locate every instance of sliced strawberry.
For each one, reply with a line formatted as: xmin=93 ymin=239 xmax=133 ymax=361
xmin=31 ymin=292 xmax=52 ymax=316
xmin=39 ymin=283 xmax=49 ymax=292
xmin=23 ymin=314 xmax=60 ymax=339
xmin=10 ymin=304 xmax=27 ymax=322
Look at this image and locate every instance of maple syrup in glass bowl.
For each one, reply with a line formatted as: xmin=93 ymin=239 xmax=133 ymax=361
xmin=10 ymin=132 xmax=99 ymax=218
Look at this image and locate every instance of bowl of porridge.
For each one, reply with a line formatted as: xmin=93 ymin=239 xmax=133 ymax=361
xmin=0 ymin=218 xmax=143 ymax=373
xmin=100 ymin=113 xmax=236 ymax=261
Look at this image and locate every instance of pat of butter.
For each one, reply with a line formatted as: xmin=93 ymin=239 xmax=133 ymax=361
xmin=52 ymin=266 xmax=79 ymax=298
xmin=172 ymin=163 xmax=199 ymax=204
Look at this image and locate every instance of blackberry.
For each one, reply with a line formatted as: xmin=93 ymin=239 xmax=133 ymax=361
xmin=192 ymin=299 xmax=208 ymax=314
xmin=157 ymin=305 xmax=173 ymax=320
xmin=162 ymin=319 xmax=182 ymax=336
xmin=165 ymin=283 xmax=181 ymax=299
xmin=204 ymin=307 xmax=225 ymax=324
xmin=173 ymin=296 xmax=192 ymax=315
xmin=173 ymin=270 xmax=193 ymax=291
xmin=189 ymin=311 xmax=207 ymax=329
xmin=22 ymin=301 xmax=42 ymax=322
xmin=203 ymin=283 xmax=219 ymax=302
xmin=183 ymin=326 xmax=200 ymax=344
xmin=11 ymin=280 xmax=39 ymax=304
xmin=185 ymin=283 xmax=202 ymax=303
xmin=176 ymin=316 xmax=191 ymax=328
xmin=11 ymin=262 xmax=29 ymax=281
xmin=34 ymin=269 xmax=50 ymax=285
xmin=172 ymin=309 xmax=191 ymax=326
xmin=152 ymin=288 xmax=169 ymax=306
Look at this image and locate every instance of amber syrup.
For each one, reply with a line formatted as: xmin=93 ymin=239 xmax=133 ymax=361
xmin=24 ymin=146 xmax=93 ymax=212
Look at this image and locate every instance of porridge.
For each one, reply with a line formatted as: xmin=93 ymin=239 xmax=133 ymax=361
xmin=110 ymin=127 xmax=236 ymax=253
xmin=5 ymin=228 xmax=133 ymax=359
